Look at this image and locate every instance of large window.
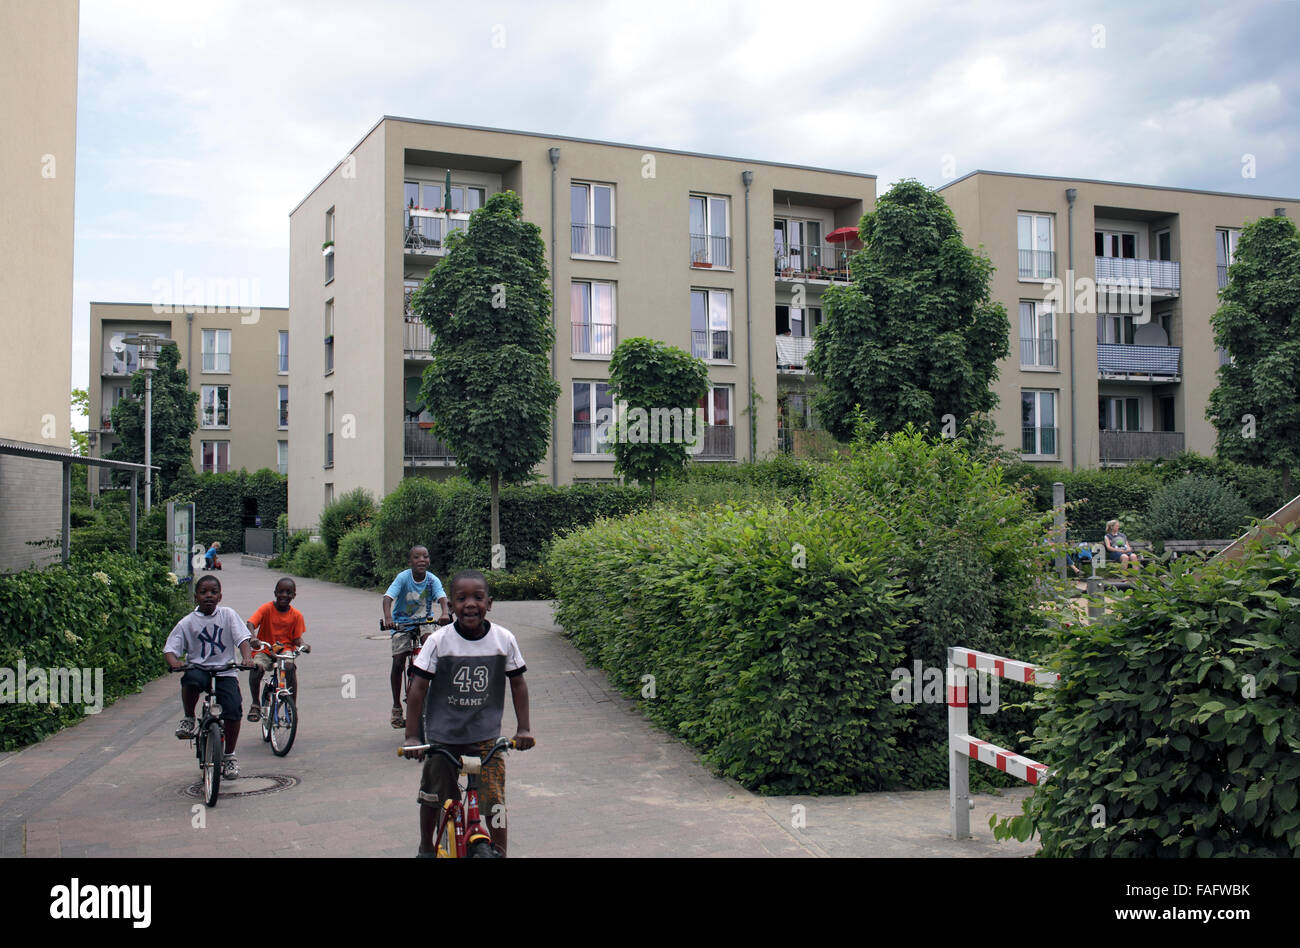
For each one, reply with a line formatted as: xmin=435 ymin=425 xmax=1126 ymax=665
xmin=571 ymin=183 xmax=615 ymax=257
xmin=1216 ymin=227 xmax=1241 ymax=288
xmin=277 ymin=385 xmax=289 ymax=429
xmin=324 ymin=392 xmax=334 ymax=468
xmin=1095 ymin=230 xmax=1137 ymax=259
xmin=324 ymin=300 xmax=334 ymax=374
xmin=200 ymin=385 xmax=230 ymax=428
xmin=572 ymin=381 xmax=613 ymax=457
xmin=449 ymin=185 xmax=485 ymax=213
xmin=201 ymin=441 xmax=230 ymax=473
xmin=278 ymin=331 xmax=289 ymax=373
xmin=1100 ymin=396 xmax=1140 ymax=432
xmin=571 ymin=281 xmax=616 ymax=356
xmin=1019 ymin=300 xmax=1056 ymax=368
xmin=775 ymin=305 xmax=823 ymax=337
xmin=690 ymin=289 xmax=731 ymax=362
xmin=201 ymin=329 xmax=231 ymax=373
xmin=696 ymin=385 xmax=735 ymax=458
xmin=1017 ymin=213 xmax=1054 ymax=279
xmin=277 ymin=440 xmax=288 ymax=476
xmin=1021 ymin=390 xmax=1057 ymax=457
xmin=689 ymin=194 xmax=730 ymax=267
xmin=773 ymin=218 xmax=825 ymax=273
xmin=324 ymin=207 xmax=335 ymax=283
xmin=1097 ymin=314 xmax=1136 ymax=345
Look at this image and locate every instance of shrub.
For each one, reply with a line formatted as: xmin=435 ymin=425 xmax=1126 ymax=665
xmin=1144 ymin=475 xmax=1252 ymax=540
xmin=334 ymin=525 xmax=382 ymax=589
xmin=485 ymin=560 xmax=554 ymax=600
xmin=163 ymin=469 xmax=287 ymax=553
xmin=287 ymin=539 xmax=331 ymax=579
xmin=993 ymin=528 xmax=1300 ymax=856
xmin=319 ymin=488 xmax=377 ymax=557
xmin=70 ymin=497 xmax=168 ymax=562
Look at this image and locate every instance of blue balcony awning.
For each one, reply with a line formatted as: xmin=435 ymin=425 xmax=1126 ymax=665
xmin=1097 ymin=343 xmax=1180 ymax=378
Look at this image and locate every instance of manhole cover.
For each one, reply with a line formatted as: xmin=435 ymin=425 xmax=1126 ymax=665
xmin=183 ymin=774 xmax=299 ymax=799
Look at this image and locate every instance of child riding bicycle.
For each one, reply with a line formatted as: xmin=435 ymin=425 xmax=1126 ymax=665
xmin=246 ymin=577 xmax=307 ymax=722
xmin=382 ymin=545 xmax=451 ymax=728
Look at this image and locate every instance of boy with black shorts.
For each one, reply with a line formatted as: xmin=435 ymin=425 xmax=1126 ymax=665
xmin=403 ymin=569 xmax=534 ymax=856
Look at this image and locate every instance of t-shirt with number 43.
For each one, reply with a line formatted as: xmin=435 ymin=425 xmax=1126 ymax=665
xmin=411 ymin=620 xmax=526 ymax=744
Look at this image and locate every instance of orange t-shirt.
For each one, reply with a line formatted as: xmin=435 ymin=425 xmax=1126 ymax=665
xmin=248 ymin=602 xmax=306 ymax=652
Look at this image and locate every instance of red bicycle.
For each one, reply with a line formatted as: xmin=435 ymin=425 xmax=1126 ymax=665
xmin=398 ymin=737 xmax=520 ymax=858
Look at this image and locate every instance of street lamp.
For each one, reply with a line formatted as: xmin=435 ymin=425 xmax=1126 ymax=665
xmin=121 ymin=333 xmax=176 ymax=512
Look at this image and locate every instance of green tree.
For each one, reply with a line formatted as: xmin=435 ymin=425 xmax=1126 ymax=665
xmin=70 ymin=388 xmax=89 ymax=456
xmin=413 ymin=190 xmax=561 ymax=562
xmin=1206 ymin=214 xmax=1300 ymax=498
xmin=107 ymin=344 xmax=198 ymax=499
xmin=808 ymin=179 xmax=1009 ymax=445
xmin=606 ymin=337 xmax=710 ymax=501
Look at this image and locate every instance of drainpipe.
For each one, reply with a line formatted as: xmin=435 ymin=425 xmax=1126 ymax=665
xmin=187 ymin=310 xmax=194 ymax=472
xmin=1066 ymin=188 xmax=1077 ymax=469
xmin=549 ymin=147 xmax=560 ymax=486
xmin=742 ymin=170 xmax=754 ymax=461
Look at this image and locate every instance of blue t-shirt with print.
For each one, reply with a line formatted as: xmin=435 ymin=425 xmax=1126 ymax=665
xmin=385 ymin=569 xmax=446 ymax=626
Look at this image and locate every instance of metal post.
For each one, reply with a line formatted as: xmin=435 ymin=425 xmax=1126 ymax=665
xmin=144 ymin=370 xmax=153 ymax=511
xmin=61 ymin=460 xmax=71 ymax=565
xmin=1053 ymin=481 xmax=1066 ymax=578
xmin=948 ymin=652 xmax=970 ymax=839
xmin=130 ymin=473 xmax=138 ymax=552
xmin=1086 ymin=575 xmax=1103 ymax=619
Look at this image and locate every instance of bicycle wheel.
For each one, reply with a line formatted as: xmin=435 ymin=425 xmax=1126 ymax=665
xmin=203 ymin=721 xmax=222 ymax=807
xmin=269 ymin=694 xmax=297 ymax=756
xmin=260 ymin=682 xmax=273 ymax=742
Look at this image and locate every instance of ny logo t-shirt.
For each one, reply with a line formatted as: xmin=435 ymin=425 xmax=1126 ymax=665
xmin=412 ymin=620 xmax=525 ymax=744
xmin=164 ymin=606 xmax=250 ymax=677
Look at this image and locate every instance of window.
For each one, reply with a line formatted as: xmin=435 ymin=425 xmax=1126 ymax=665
xmin=277 ymin=440 xmax=288 ymax=475
xmin=1097 ymin=314 xmax=1136 ymax=345
xmin=324 ymin=483 xmax=334 ymax=507
xmin=1156 ymin=230 xmax=1171 ymax=262
xmin=449 ymin=186 xmax=485 ymax=213
xmin=107 ymin=333 xmax=140 ymax=375
xmin=572 ymin=381 xmax=613 ymax=456
xmin=324 ymin=392 xmax=334 ymax=468
xmin=1216 ymin=228 xmax=1241 ymax=288
xmin=201 ymin=329 xmax=231 ymax=373
xmin=201 ymin=441 xmax=230 ymax=473
xmin=689 ymin=194 xmax=730 ymax=267
xmin=1099 ymin=396 xmax=1140 ymax=432
xmin=278 ymin=385 xmax=289 ymax=428
xmin=773 ymin=218 xmax=825 ymax=274
xmin=696 ymin=385 xmax=735 ymax=458
xmin=571 ymin=281 xmax=616 ymax=356
xmin=325 ymin=207 xmax=335 ymax=283
xmin=699 ymin=385 xmax=732 ymax=427
xmin=1095 ymin=230 xmax=1137 ymax=259
xmin=1158 ymin=395 xmax=1176 ymax=432
xmin=200 ymin=385 xmax=230 ymax=428
xmin=775 ymin=305 xmax=823 ymax=337
xmin=1021 ymin=390 xmax=1057 ymax=457
xmin=1019 ymin=301 xmax=1056 ymax=368
xmin=571 ymin=182 xmax=615 ymax=257
xmin=278 ymin=331 xmax=289 ymax=373
xmin=1017 ymin=213 xmax=1054 ymax=279
xmin=324 ymin=300 xmax=334 ymax=374
xmin=690 ymin=289 xmax=731 ymax=361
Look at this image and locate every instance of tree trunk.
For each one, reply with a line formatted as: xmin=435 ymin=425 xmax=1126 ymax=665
xmin=490 ymin=471 xmax=501 ymax=569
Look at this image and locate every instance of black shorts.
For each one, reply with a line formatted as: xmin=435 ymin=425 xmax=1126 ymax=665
xmin=180 ymin=669 xmax=243 ymax=721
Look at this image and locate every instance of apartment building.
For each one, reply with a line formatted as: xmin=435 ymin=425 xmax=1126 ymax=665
xmin=88 ymin=302 xmax=291 ymax=494
xmin=0 ymin=0 xmax=79 ymax=571
xmin=938 ymin=172 xmax=1300 ymax=468
xmin=287 ymin=116 xmax=874 ymax=529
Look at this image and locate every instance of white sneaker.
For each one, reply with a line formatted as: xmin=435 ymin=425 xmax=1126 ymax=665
xmin=175 ymin=717 xmax=197 ymax=739
xmin=221 ymin=754 xmax=239 ymax=779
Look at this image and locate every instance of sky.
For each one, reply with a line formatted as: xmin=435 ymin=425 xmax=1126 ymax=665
xmin=70 ymin=0 xmax=1300 ymax=419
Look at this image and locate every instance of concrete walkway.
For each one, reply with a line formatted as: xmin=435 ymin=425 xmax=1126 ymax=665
xmin=0 ymin=561 xmax=1036 ymax=857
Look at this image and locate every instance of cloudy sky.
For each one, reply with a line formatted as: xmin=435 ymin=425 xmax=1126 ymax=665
xmin=71 ymin=0 xmax=1300 ymax=403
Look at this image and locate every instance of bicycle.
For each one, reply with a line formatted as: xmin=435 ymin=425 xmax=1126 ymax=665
xmin=398 ymin=737 xmax=523 ymax=858
xmin=168 ymin=661 xmax=248 ymax=807
xmin=380 ymin=615 xmax=448 ymax=711
xmin=254 ymin=642 xmax=310 ymax=757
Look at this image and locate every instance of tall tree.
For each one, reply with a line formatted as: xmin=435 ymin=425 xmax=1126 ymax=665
xmin=413 ymin=190 xmax=561 ymax=563
xmin=70 ymin=388 xmax=89 ymax=456
xmin=107 ymin=343 xmax=198 ymax=498
xmin=807 ymin=179 xmax=1009 ymax=445
xmin=606 ymin=337 xmax=710 ymax=501
xmin=1207 ymin=214 xmax=1300 ymax=498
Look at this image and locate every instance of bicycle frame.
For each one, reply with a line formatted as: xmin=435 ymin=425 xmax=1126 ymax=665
xmin=401 ymin=738 xmax=512 ymax=858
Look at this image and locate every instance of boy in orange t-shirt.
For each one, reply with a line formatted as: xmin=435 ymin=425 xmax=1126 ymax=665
xmin=246 ymin=577 xmax=307 ymax=722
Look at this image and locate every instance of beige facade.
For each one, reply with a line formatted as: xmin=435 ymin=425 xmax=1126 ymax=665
xmin=939 ymin=171 xmax=1299 ymax=468
xmin=0 ymin=0 xmax=79 ymax=572
xmin=287 ymin=117 xmax=874 ymax=529
xmin=88 ymin=302 xmax=291 ymax=493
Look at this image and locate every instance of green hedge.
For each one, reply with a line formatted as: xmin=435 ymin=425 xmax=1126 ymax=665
xmin=993 ymin=528 xmax=1300 ymax=856
xmin=1145 ymin=475 xmax=1252 ymax=540
xmin=334 ymin=525 xmax=383 ymax=589
xmin=319 ymin=488 xmax=377 ymax=557
xmin=286 ymin=540 xmax=331 ymax=579
xmin=165 ymin=468 xmax=287 ymax=554
xmin=0 ymin=553 xmax=191 ymax=750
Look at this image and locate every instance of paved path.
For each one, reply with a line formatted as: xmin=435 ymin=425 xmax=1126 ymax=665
xmin=0 ymin=561 xmax=1036 ymax=857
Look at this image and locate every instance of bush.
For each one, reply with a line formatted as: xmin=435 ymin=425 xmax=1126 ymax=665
xmin=0 ymin=552 xmax=190 ymax=750
xmin=319 ymin=488 xmax=377 ymax=557
xmin=161 ymin=468 xmax=287 ymax=554
xmin=485 ymin=560 xmax=554 ymax=600
xmin=287 ymin=539 xmax=331 ymax=579
xmin=334 ymin=525 xmax=382 ymax=588
xmin=1144 ymin=475 xmax=1252 ymax=541
xmin=70 ymin=497 xmax=168 ymax=562
xmin=993 ymin=528 xmax=1300 ymax=856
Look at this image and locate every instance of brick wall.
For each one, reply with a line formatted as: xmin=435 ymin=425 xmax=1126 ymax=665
xmin=0 ymin=455 xmax=62 ymax=573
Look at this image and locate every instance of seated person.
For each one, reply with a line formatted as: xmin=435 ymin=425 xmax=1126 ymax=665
xmin=203 ymin=541 xmax=222 ymax=571
xmin=1103 ymin=520 xmax=1140 ymax=567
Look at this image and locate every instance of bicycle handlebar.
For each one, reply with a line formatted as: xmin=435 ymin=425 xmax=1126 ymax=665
xmin=380 ymin=615 xmax=451 ymax=631
xmin=397 ymin=737 xmax=522 ymax=761
xmin=168 ymin=661 xmax=251 ymax=673
xmin=251 ymin=640 xmax=311 ymax=659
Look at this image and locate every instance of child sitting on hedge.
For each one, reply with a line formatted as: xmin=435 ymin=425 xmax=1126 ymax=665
xmin=382 ymin=546 xmax=451 ymax=729
xmin=246 ymin=577 xmax=309 ymax=722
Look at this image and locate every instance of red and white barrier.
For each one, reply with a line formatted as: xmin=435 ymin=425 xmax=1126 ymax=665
xmin=948 ymin=646 xmax=1058 ymax=840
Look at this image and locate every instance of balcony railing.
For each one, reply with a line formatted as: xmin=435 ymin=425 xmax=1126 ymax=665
xmin=571 ymin=321 xmax=615 ymax=356
xmin=325 ymin=432 xmax=334 ymax=467
xmin=404 ymin=421 xmax=455 ymax=464
xmin=404 ymin=318 xmax=433 ymax=358
xmin=1097 ymin=343 xmax=1181 ymax=379
xmin=572 ymin=422 xmax=613 ymax=457
xmin=695 ymin=425 xmax=735 ymax=460
xmin=691 ymin=329 xmax=732 ymax=362
xmin=403 ymin=210 xmax=470 ymax=255
xmin=1018 ymin=249 xmax=1055 ymax=280
xmin=776 ymin=335 xmax=814 ymax=371
xmin=1217 ymin=265 xmax=1229 ymax=289
xmin=689 ymin=233 xmax=731 ymax=268
xmin=1099 ymin=429 xmax=1185 ymax=464
xmin=1094 ymin=256 xmax=1180 ymax=292
xmin=774 ymin=243 xmax=852 ymax=282
xmin=1020 ymin=336 xmax=1058 ymax=369
xmin=571 ymin=223 xmax=616 ymax=257
xmin=1022 ymin=425 xmax=1058 ymax=457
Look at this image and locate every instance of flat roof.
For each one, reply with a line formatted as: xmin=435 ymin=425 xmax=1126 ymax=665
xmin=89 ymin=301 xmax=288 ymax=311
xmin=291 ymin=116 xmax=876 ymax=216
xmin=938 ymin=169 xmax=1300 ymax=204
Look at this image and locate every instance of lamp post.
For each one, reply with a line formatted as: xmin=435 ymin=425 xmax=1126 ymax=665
xmin=121 ymin=333 xmax=176 ymax=512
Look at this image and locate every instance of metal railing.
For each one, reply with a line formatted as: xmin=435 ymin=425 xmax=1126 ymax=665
xmin=403 ymin=421 xmax=455 ymax=463
xmin=324 ymin=337 xmax=334 ymax=373
xmin=325 ymin=251 xmax=334 ymax=282
xmin=1018 ymin=249 xmax=1055 ymax=280
xmin=695 ymin=425 xmax=735 ymax=460
xmin=572 ymin=422 xmax=613 ymax=456
xmin=325 ymin=432 xmax=334 ymax=467
xmin=1019 ymin=336 xmax=1058 ymax=368
xmin=278 ymin=405 xmax=289 ymax=428
xmin=571 ymin=223 xmax=616 ymax=257
xmin=404 ymin=318 xmax=433 ymax=357
xmin=691 ymin=329 xmax=732 ymax=361
xmin=1096 ymin=342 xmax=1181 ymax=378
xmin=1099 ymin=429 xmax=1185 ymax=464
xmin=776 ymin=334 xmax=814 ymax=370
xmin=773 ymin=243 xmax=852 ymax=281
xmin=1094 ymin=256 xmax=1180 ymax=292
xmin=403 ymin=212 xmax=470 ymax=254
xmin=689 ymin=233 xmax=731 ymax=268
xmin=571 ymin=321 xmax=615 ymax=356
xmin=1021 ymin=425 xmax=1058 ymax=456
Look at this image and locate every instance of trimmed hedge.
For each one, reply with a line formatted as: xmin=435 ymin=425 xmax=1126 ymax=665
xmin=0 ymin=553 xmax=191 ymax=750
xmin=334 ymin=525 xmax=383 ymax=589
xmin=286 ymin=540 xmax=331 ymax=579
xmin=1145 ymin=475 xmax=1252 ymax=541
xmin=164 ymin=468 xmax=287 ymax=554
xmin=993 ymin=528 xmax=1300 ymax=856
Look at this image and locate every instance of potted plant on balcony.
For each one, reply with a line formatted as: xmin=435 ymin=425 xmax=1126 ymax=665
xmin=692 ymin=246 xmax=712 ymax=268
xmin=321 ymin=240 xmax=335 ymax=256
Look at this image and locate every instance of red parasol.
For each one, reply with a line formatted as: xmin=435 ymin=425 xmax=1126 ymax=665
xmin=826 ymin=226 xmax=860 ymax=243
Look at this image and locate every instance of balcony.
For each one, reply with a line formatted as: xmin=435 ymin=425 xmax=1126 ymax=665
xmin=1097 ymin=343 xmax=1181 ymax=381
xmin=571 ymin=321 xmax=614 ymax=357
xmin=403 ymin=210 xmax=470 ymax=256
xmin=1018 ymin=249 xmax=1055 ymax=280
xmin=404 ymin=421 xmax=455 ymax=466
xmin=1099 ymin=429 xmax=1185 ymax=465
xmin=571 ymin=223 xmax=616 ymax=258
xmin=689 ymin=233 xmax=731 ymax=269
xmin=691 ymin=329 xmax=732 ymax=362
xmin=1022 ymin=426 xmax=1058 ymax=457
xmin=695 ymin=425 xmax=735 ymax=460
xmin=1019 ymin=336 xmax=1058 ymax=369
xmin=777 ymin=335 xmax=814 ymax=373
xmin=1095 ymin=257 xmax=1180 ymax=295
xmin=404 ymin=318 xmax=433 ymax=359
xmin=774 ymin=243 xmax=853 ymax=283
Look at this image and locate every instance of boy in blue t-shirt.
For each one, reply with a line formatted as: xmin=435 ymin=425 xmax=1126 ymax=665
xmin=382 ymin=545 xmax=450 ymax=728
